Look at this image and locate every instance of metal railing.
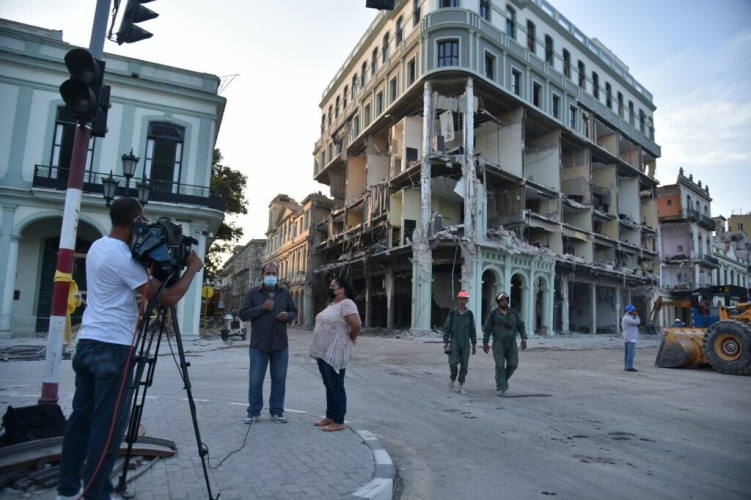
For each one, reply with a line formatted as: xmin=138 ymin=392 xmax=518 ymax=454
xmin=33 ymin=165 xmax=224 ymax=210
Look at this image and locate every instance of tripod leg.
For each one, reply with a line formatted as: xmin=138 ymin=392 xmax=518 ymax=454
xmin=170 ymin=306 xmax=216 ymax=500
xmin=116 ymin=304 xmax=166 ymax=494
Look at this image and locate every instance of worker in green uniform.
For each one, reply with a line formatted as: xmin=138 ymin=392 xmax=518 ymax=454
xmin=443 ymin=290 xmax=476 ymax=394
xmin=483 ymin=292 xmax=527 ymax=396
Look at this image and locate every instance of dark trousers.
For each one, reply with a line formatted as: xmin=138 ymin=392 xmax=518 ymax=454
xmin=58 ymin=339 xmax=133 ymax=499
xmin=316 ymin=358 xmax=347 ymax=424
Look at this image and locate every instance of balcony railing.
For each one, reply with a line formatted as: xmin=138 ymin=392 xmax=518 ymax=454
xmin=33 ymin=165 xmax=224 ymax=210
xmin=686 ymin=207 xmax=700 ymax=221
xmin=698 ymin=214 xmax=715 ymax=230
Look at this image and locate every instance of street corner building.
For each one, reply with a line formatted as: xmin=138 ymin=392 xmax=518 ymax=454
xmin=311 ymin=0 xmax=661 ymax=335
xmin=0 ymin=18 xmax=226 ymax=338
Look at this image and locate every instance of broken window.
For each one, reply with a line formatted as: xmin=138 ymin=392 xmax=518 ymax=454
xmin=480 ymin=0 xmax=490 ymax=21
xmin=605 ymin=82 xmax=612 ymax=108
xmin=563 ymin=49 xmax=571 ymax=78
xmin=545 ymin=35 xmax=553 ymax=65
xmin=627 ymin=100 xmax=634 ymax=125
xmin=582 ymin=113 xmax=589 ymax=138
xmin=577 ymin=60 xmax=585 ymax=88
xmin=569 ymin=105 xmax=577 ymax=129
xmin=511 ymin=68 xmax=521 ymax=96
xmin=407 ymin=57 xmax=416 ymax=85
xmin=351 ymin=76 xmax=357 ymax=99
xmin=592 ymin=71 xmax=599 ymax=99
xmin=527 ymin=20 xmax=536 ymax=53
xmin=506 ymin=6 xmax=516 ymax=39
xmin=552 ymin=94 xmax=560 ymax=119
xmin=485 ymin=51 xmax=496 ymax=80
xmin=533 ymin=81 xmax=542 ymax=107
xmin=437 ymin=39 xmax=459 ymax=67
xmin=639 ymin=109 xmax=646 ymax=134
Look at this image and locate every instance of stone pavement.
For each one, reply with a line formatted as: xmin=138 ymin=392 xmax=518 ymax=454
xmin=0 ymin=340 xmax=394 ymax=500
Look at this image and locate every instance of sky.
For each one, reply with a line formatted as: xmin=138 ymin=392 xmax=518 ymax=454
xmin=2 ymin=0 xmax=750 ymax=247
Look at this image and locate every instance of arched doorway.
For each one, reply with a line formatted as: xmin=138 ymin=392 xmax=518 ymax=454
xmin=481 ymin=269 xmax=497 ymax=324
xmin=511 ymin=273 xmax=524 ymax=317
xmin=19 ymin=218 xmax=102 ymax=332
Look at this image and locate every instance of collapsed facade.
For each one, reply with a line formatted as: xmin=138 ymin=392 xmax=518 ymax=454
xmin=312 ymin=1 xmax=661 ymax=334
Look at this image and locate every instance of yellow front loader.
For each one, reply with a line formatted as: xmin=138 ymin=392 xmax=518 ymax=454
xmin=655 ymin=302 xmax=751 ymax=376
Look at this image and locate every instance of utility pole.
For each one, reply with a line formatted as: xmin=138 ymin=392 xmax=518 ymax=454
xmin=39 ymin=0 xmax=112 ymax=405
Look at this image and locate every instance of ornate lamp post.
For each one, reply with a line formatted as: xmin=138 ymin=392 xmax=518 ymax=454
xmin=102 ymin=170 xmax=118 ymax=206
xmin=121 ymin=148 xmax=139 ymax=190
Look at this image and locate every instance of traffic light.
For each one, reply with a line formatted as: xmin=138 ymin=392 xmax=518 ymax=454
xmin=117 ymin=0 xmax=159 ymax=45
xmin=59 ymin=48 xmax=105 ymax=121
xmin=366 ymin=0 xmax=395 ymax=9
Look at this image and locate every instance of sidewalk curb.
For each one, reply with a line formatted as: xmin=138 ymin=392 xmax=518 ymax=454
xmin=344 ymin=428 xmax=395 ymax=500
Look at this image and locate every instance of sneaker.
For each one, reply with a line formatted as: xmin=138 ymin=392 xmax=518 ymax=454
xmin=55 ymin=489 xmax=83 ymax=500
xmin=449 ymin=379 xmax=456 ymax=390
xmin=457 ymin=383 xmax=465 ymax=394
xmin=271 ymin=414 xmax=288 ymax=423
xmin=496 ymin=389 xmax=506 ymax=397
xmin=625 ymin=367 xmax=638 ymax=372
xmin=244 ymin=415 xmax=258 ymax=424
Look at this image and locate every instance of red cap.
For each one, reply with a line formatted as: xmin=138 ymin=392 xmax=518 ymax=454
xmin=457 ymin=290 xmax=469 ymax=298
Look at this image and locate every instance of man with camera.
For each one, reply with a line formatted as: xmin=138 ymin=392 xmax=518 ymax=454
xmin=239 ymin=263 xmax=297 ymax=424
xmin=57 ymin=197 xmax=202 ymax=500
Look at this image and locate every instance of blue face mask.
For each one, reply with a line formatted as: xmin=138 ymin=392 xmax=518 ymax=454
xmin=263 ymin=275 xmax=277 ymax=287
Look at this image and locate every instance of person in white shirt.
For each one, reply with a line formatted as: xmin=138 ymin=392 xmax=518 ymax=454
xmin=57 ymin=197 xmax=202 ymax=500
xmin=621 ymin=304 xmax=640 ymax=372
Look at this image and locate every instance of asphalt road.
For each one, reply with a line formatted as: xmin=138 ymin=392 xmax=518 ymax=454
xmin=1 ymin=329 xmax=749 ymax=500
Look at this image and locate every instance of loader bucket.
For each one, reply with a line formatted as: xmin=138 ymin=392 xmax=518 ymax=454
xmin=655 ymin=328 xmax=707 ymax=368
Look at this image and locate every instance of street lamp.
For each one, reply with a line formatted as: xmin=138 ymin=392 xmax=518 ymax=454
xmin=102 ymin=170 xmax=118 ymax=206
xmin=136 ymin=170 xmax=151 ymax=206
xmin=121 ymin=148 xmax=139 ymax=190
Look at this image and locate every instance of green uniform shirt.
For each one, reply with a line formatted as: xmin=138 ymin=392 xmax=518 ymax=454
xmin=483 ymin=307 xmax=527 ymax=346
xmin=443 ymin=308 xmax=477 ymax=347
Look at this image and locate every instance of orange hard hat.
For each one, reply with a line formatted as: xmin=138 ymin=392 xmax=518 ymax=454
xmin=457 ymin=290 xmax=469 ymax=298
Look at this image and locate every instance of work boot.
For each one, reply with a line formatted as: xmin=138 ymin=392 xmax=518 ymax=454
xmin=625 ymin=367 xmax=638 ymax=372
xmin=457 ymin=383 xmax=465 ymax=394
xmin=448 ymin=379 xmax=456 ymax=390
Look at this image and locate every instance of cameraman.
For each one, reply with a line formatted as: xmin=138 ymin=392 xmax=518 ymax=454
xmin=57 ymin=197 xmax=202 ymax=500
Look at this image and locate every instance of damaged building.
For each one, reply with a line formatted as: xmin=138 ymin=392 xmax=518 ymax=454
xmin=311 ymin=0 xmax=660 ymax=334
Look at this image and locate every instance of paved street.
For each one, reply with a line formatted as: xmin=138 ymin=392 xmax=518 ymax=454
xmin=1 ymin=329 xmax=750 ymax=499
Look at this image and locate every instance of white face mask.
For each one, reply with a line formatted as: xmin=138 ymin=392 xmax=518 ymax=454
xmin=263 ymin=275 xmax=277 ymax=287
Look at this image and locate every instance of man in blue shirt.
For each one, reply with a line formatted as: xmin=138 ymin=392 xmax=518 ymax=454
xmin=239 ymin=263 xmax=297 ymax=423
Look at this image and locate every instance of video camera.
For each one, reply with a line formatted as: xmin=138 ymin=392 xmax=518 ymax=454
xmin=131 ymin=216 xmax=197 ymax=284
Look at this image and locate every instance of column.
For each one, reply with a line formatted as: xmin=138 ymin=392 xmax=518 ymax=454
xmin=543 ymin=275 xmax=554 ymax=336
xmin=385 ymin=270 xmax=395 ymax=329
xmin=0 ymin=235 xmax=20 ymax=338
xmin=364 ymin=272 xmax=372 ymax=328
xmin=591 ymin=283 xmax=597 ymax=335
xmin=615 ymin=287 xmax=623 ymax=335
xmin=524 ymin=279 xmax=534 ymax=335
xmin=561 ymin=276 xmax=570 ymax=334
xmin=411 ymin=81 xmax=433 ymax=332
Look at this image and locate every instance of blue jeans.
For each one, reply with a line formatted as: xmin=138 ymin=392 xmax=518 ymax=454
xmin=58 ymin=339 xmax=134 ymax=499
xmin=316 ymin=358 xmax=347 ymax=424
xmin=247 ymin=348 xmax=288 ymax=417
xmin=624 ymin=342 xmax=637 ymax=369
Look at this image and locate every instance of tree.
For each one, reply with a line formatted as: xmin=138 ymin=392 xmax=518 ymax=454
xmin=204 ymin=149 xmax=247 ymax=279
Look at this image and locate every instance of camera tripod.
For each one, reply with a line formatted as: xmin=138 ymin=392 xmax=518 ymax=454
xmin=115 ymin=296 xmax=216 ymax=499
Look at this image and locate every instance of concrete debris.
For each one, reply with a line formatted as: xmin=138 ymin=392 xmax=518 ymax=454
xmin=485 ymin=227 xmax=557 ymax=258
xmin=562 ymin=197 xmax=589 ymax=210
